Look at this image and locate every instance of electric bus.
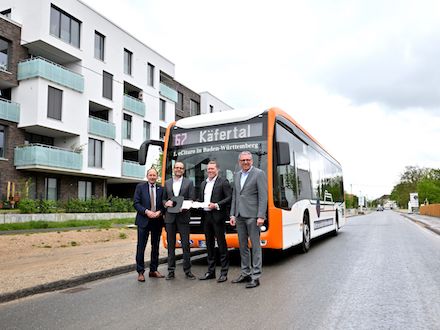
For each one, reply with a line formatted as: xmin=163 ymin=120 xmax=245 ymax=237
xmin=139 ymin=107 xmax=345 ymax=251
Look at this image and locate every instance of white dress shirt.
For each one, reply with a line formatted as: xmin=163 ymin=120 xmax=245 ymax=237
xmin=172 ymin=177 xmax=183 ymax=197
xmin=203 ymin=176 xmax=218 ymax=211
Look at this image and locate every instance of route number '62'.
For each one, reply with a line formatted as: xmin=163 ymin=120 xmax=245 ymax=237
xmin=174 ymin=133 xmax=188 ymax=146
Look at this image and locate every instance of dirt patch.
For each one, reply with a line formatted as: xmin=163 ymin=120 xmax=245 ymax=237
xmin=0 ymin=227 xmax=168 ymax=295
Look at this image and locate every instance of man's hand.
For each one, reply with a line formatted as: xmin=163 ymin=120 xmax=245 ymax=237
xmin=230 ymin=216 xmax=236 ymax=226
xmin=256 ymin=218 xmax=265 ymax=226
xmin=164 ymin=200 xmax=173 ymax=208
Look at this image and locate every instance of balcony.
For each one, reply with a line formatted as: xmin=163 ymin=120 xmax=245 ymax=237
xmin=159 ymin=83 xmax=178 ymax=103
xmin=17 ymin=57 xmax=84 ymax=93
xmin=123 ymin=94 xmax=145 ymax=116
xmin=89 ymin=116 xmax=116 ymax=140
xmin=122 ymin=160 xmax=145 ymax=178
xmin=14 ymin=144 xmax=82 ymax=171
xmin=0 ymin=98 xmax=20 ymax=123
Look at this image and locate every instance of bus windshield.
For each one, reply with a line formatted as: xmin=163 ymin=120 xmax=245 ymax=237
xmin=165 ymin=117 xmax=267 ymax=198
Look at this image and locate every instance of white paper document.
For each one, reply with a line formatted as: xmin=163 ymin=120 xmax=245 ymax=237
xmin=181 ymin=201 xmax=210 ymax=209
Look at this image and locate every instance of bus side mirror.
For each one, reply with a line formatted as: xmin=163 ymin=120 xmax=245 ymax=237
xmin=138 ymin=140 xmax=164 ymax=165
xmin=276 ymin=142 xmax=290 ymax=165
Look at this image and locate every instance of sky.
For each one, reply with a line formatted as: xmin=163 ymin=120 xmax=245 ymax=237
xmin=82 ymin=0 xmax=440 ymax=200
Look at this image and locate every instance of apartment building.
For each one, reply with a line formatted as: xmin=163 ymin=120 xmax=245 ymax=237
xmin=0 ymin=0 xmax=179 ymax=201
xmin=199 ymin=91 xmax=233 ymax=114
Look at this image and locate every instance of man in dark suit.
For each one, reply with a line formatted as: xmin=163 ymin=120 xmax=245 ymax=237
xmin=163 ymin=161 xmax=196 ymax=280
xmin=198 ymin=160 xmax=232 ymax=283
xmin=230 ymin=151 xmax=268 ymax=288
xmin=133 ymin=168 xmax=165 ymax=282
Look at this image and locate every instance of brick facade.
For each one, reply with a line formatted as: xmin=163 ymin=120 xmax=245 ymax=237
xmin=0 ymin=16 xmax=28 ymax=87
xmin=160 ymin=71 xmax=200 ymax=120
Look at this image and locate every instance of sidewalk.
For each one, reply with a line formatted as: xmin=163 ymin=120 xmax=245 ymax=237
xmin=399 ymin=211 xmax=440 ymax=235
xmin=0 ymin=228 xmax=205 ymax=304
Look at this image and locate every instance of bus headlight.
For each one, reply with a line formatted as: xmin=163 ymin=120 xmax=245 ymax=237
xmin=260 ymin=225 xmax=267 ymax=232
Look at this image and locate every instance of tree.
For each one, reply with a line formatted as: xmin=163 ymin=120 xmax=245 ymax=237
xmin=390 ymin=166 xmax=440 ymax=207
xmin=419 ymin=168 xmax=440 ymax=204
xmin=151 ymin=152 xmax=163 ymax=184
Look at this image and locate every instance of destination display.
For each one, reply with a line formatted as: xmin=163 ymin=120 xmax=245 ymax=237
xmin=171 ymin=122 xmax=264 ymax=147
xmin=171 ymin=141 xmax=262 ymax=157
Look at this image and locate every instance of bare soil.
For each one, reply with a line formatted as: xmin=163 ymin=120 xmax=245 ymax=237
xmin=0 ymin=227 xmax=168 ymax=295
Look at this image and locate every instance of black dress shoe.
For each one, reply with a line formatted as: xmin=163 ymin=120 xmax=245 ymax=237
xmin=245 ymin=279 xmax=260 ymax=288
xmin=165 ymin=272 xmax=175 ymax=280
xmin=217 ymin=275 xmax=228 ymax=283
xmin=199 ymin=272 xmax=215 ymax=280
xmin=231 ymin=274 xmax=251 ymax=283
xmin=185 ymin=272 xmax=196 ymax=280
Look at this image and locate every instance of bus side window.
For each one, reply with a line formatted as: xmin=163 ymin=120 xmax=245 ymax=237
xmin=274 ymin=131 xmax=298 ymax=210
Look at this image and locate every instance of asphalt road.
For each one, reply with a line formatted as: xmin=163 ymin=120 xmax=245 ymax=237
xmin=1 ymin=211 xmax=439 ymax=330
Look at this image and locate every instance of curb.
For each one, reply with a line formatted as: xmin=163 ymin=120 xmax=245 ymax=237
xmin=401 ymin=214 xmax=440 ymax=236
xmin=0 ymin=249 xmax=206 ymax=304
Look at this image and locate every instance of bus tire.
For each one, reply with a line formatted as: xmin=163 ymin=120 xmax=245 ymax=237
xmin=332 ymin=212 xmax=339 ymax=236
xmin=301 ymin=213 xmax=311 ymax=253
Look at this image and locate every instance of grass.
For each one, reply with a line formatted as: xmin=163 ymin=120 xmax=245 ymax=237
xmin=0 ymin=218 xmax=134 ymax=232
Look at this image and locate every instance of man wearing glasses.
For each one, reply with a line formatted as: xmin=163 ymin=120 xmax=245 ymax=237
xmin=230 ymin=151 xmax=268 ymax=288
xmin=163 ymin=162 xmax=196 ymax=280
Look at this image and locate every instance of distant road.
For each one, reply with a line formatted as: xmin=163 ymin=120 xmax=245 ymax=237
xmin=1 ymin=211 xmax=439 ymax=329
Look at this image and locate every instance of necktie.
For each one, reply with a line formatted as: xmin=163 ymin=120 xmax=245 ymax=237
xmin=150 ymin=185 xmax=156 ymax=212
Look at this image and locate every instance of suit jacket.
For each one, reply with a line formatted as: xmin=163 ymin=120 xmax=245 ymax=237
xmin=230 ymin=167 xmax=268 ymax=219
xmin=133 ymin=182 xmax=165 ymax=228
xmin=199 ymin=176 xmax=232 ymax=221
xmin=163 ymin=177 xmax=195 ymax=224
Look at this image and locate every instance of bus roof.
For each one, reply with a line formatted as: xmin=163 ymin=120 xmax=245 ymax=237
xmin=175 ymin=108 xmax=266 ymax=129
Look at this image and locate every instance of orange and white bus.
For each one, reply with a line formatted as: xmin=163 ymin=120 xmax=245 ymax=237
xmin=139 ymin=107 xmax=345 ymax=251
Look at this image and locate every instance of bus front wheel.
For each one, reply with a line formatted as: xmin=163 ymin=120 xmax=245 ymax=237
xmin=301 ymin=213 xmax=311 ymax=253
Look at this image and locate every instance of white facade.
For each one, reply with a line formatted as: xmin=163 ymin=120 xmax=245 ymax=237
xmin=199 ymin=91 xmax=233 ymax=114
xmin=1 ymin=0 xmax=176 ymax=183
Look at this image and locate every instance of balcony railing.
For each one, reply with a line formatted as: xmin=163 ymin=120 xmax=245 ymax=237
xmin=159 ymin=83 xmax=178 ymax=103
xmin=123 ymin=94 xmax=145 ymax=116
xmin=0 ymin=98 xmax=20 ymax=123
xmin=17 ymin=57 xmax=84 ymax=93
xmin=89 ymin=116 xmax=116 ymax=139
xmin=122 ymin=160 xmax=145 ymax=178
xmin=14 ymin=144 xmax=82 ymax=171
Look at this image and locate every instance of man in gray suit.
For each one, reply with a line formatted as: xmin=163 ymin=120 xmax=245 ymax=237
xmin=163 ymin=161 xmax=196 ymax=280
xmin=230 ymin=151 xmax=267 ymax=288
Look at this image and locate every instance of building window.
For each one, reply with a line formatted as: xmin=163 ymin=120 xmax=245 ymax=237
xmin=160 ymin=99 xmax=166 ymax=121
xmin=45 ymin=177 xmax=58 ymax=201
xmin=103 ymin=71 xmax=113 ymax=100
xmin=124 ymin=49 xmax=132 ymax=75
xmin=0 ymin=125 xmax=5 ymax=158
xmin=123 ymin=113 xmax=132 ymax=139
xmin=147 ymin=63 xmax=154 ymax=86
xmin=0 ymin=37 xmax=10 ymax=71
xmin=1 ymin=9 xmax=11 ymax=18
xmin=209 ymin=105 xmax=214 ymax=113
xmin=94 ymin=31 xmax=105 ymax=61
xmin=49 ymin=5 xmax=81 ymax=48
xmin=88 ymin=138 xmax=103 ymax=168
xmin=78 ymin=181 xmax=93 ymax=200
xmin=190 ymin=99 xmax=200 ymax=116
xmin=143 ymin=121 xmax=150 ymax=141
xmin=177 ymin=92 xmax=183 ymax=111
xmin=47 ymin=86 xmax=62 ymax=120
xmin=159 ymin=127 xmax=166 ymax=141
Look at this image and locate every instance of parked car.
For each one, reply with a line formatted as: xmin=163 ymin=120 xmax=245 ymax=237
xmin=376 ymin=205 xmax=384 ymax=211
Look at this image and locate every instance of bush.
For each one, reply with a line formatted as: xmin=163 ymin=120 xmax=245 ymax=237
xmin=16 ymin=197 xmax=134 ymax=214
xmin=18 ymin=199 xmax=39 ymax=213
xmin=39 ymin=200 xmax=58 ymax=213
